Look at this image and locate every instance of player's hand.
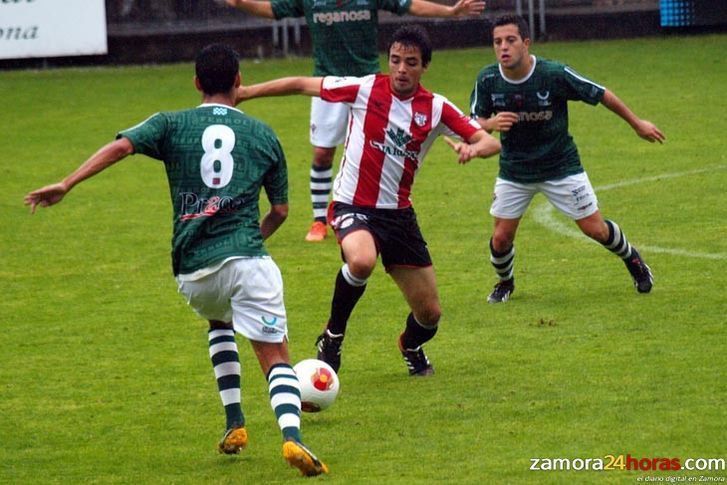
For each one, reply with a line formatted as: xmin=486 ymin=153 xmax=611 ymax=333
xmin=451 ymin=0 xmax=486 ymax=17
xmin=24 ymin=182 xmax=69 ymax=214
xmin=634 ymin=120 xmax=665 ymax=144
xmin=490 ymin=112 xmax=519 ymax=132
xmin=443 ymin=136 xmax=476 ymax=164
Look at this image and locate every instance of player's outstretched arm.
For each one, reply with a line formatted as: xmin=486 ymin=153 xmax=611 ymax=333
xmin=444 ymin=129 xmax=500 ymax=164
xmin=24 ymin=138 xmax=134 ymax=214
xmin=222 ymin=0 xmax=275 ymax=19
xmin=601 ymin=89 xmax=666 ymax=144
xmin=409 ymin=0 xmax=485 ymax=18
xmin=235 ymin=77 xmax=324 ymax=104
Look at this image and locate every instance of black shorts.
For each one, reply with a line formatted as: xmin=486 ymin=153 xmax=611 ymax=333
xmin=328 ymin=202 xmax=432 ymax=270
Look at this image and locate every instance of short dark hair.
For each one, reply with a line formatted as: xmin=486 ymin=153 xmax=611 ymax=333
xmin=388 ymin=24 xmax=432 ymax=67
xmin=492 ymin=14 xmax=530 ymax=40
xmin=195 ymin=44 xmax=240 ymax=95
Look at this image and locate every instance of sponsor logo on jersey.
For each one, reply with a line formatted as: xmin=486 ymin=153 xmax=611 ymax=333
xmin=312 ymin=9 xmax=372 ymax=26
xmin=491 ymin=93 xmax=506 ymax=108
xmin=370 ymin=127 xmax=419 ymax=158
xmin=178 ymin=192 xmax=251 ymax=220
xmin=537 ymin=91 xmax=551 ymax=107
xmin=517 ymin=110 xmax=553 ymax=122
xmin=387 ymin=127 xmax=412 ymax=146
xmin=212 ymin=107 xmax=228 ymax=116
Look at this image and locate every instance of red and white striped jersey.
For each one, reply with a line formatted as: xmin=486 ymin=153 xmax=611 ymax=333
xmin=321 ymin=74 xmax=480 ymax=209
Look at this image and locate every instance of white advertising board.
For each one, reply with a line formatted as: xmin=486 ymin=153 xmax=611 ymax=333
xmin=0 ymin=0 xmax=107 ymax=60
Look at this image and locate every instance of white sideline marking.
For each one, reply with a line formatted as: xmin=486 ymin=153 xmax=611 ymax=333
xmin=531 ymin=166 xmax=727 ymax=261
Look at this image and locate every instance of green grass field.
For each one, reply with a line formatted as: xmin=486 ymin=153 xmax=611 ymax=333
xmin=1 ymin=33 xmax=726 ymax=483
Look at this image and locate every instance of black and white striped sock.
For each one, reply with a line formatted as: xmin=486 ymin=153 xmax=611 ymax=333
xmin=268 ymin=363 xmax=302 ymax=442
xmin=310 ymin=165 xmax=332 ymax=222
xmin=602 ymin=220 xmax=633 ymax=259
xmin=208 ymin=328 xmax=244 ymax=430
xmin=490 ymin=238 xmax=515 ymax=281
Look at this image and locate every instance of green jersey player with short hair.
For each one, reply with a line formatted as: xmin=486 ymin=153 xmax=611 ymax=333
xmin=25 ymin=43 xmax=328 ymax=477
xmin=471 ymin=58 xmax=605 ymax=184
xmin=469 ymin=15 xmax=666 ymax=303
xmin=118 ymin=105 xmax=288 ymax=275
xmin=224 ymin=0 xmax=486 ymax=242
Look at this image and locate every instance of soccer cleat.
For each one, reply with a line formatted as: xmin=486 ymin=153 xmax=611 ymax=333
xmin=218 ymin=426 xmax=248 ymax=455
xmin=283 ymin=439 xmax=329 ymax=476
xmin=305 ymin=221 xmax=328 ymax=242
xmin=315 ymin=330 xmax=343 ymax=373
xmin=624 ymin=249 xmax=653 ymax=293
xmin=398 ymin=334 xmax=434 ymax=377
xmin=487 ymin=279 xmax=514 ymax=304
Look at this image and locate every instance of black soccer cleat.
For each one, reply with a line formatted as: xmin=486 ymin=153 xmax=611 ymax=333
xmin=487 ymin=279 xmax=514 ymax=304
xmin=315 ymin=329 xmax=343 ymax=373
xmin=624 ymin=248 xmax=653 ymax=293
xmin=398 ymin=334 xmax=434 ymax=377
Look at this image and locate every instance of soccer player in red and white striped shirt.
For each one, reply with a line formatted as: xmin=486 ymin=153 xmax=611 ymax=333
xmin=237 ymin=25 xmax=500 ymax=376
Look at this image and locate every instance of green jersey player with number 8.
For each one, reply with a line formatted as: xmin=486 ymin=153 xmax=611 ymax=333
xmin=24 ymin=44 xmax=328 ymax=477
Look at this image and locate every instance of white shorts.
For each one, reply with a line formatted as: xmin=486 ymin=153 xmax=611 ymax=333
xmin=490 ymin=172 xmax=599 ymax=220
xmin=310 ymin=96 xmax=349 ymax=148
xmin=176 ymin=257 xmax=288 ymax=343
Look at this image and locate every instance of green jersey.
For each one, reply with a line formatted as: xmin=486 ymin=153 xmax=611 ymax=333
xmin=469 ymin=56 xmax=605 ymax=183
xmin=118 ymin=104 xmax=288 ymax=276
xmin=271 ymin=0 xmax=412 ymax=76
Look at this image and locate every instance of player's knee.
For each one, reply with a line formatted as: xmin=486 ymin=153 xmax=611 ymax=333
xmin=416 ymin=305 xmax=441 ymax=328
xmin=209 ymin=320 xmax=233 ymax=330
xmin=346 ymin=256 xmax=376 ymax=280
xmin=312 ymin=147 xmax=335 ymax=167
xmin=491 ymin=233 xmax=514 ymax=253
xmin=580 ymin=222 xmax=609 ymax=243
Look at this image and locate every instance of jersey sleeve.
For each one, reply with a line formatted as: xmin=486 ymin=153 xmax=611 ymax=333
xmin=261 ymin=134 xmax=289 ymax=206
xmin=440 ymin=99 xmax=480 ymax=140
xmin=469 ymin=74 xmax=493 ymax=119
xmin=377 ymin=0 xmax=412 ymax=15
xmin=561 ymin=64 xmax=605 ymax=105
xmin=116 ymin=112 xmax=168 ymax=160
xmin=271 ymin=0 xmax=304 ymax=20
xmin=320 ymin=76 xmax=362 ymax=104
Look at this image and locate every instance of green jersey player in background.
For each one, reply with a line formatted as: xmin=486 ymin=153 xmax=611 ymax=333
xmin=469 ymin=15 xmax=665 ymax=303
xmin=223 ymin=0 xmax=485 ymax=241
xmin=24 ymin=44 xmax=328 ymax=477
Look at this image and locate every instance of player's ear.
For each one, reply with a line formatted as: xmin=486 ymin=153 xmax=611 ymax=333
xmin=194 ymin=75 xmax=203 ymax=93
xmin=234 ymin=72 xmax=241 ymax=88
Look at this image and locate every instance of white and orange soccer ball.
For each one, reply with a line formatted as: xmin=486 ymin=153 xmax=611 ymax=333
xmin=293 ymin=359 xmax=340 ymax=412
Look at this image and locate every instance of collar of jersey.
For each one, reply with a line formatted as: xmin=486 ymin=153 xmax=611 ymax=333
xmin=499 ymin=55 xmax=537 ymax=85
xmin=197 ymin=103 xmax=243 ymax=114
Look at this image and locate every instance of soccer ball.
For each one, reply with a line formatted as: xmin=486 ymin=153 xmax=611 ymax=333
xmin=293 ymin=359 xmax=340 ymax=412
